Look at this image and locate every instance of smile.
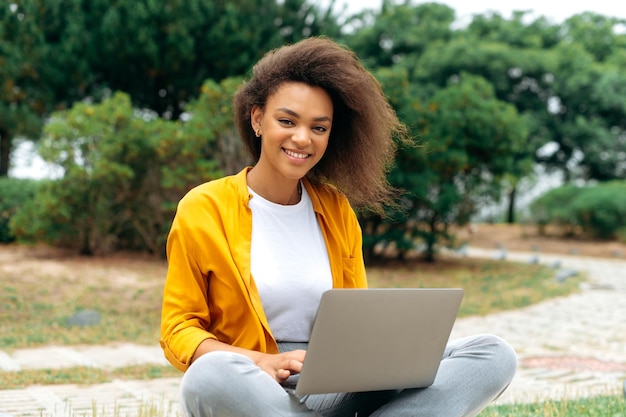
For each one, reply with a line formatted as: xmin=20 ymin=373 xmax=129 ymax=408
xmin=284 ymin=149 xmax=309 ymax=159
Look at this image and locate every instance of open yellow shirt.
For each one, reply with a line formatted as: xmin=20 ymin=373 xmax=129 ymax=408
xmin=160 ymin=167 xmax=367 ymax=372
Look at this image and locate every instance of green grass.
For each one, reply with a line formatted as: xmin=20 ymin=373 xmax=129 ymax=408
xmin=84 ymin=395 xmax=626 ymax=417
xmin=366 ymin=257 xmax=582 ymax=316
xmin=0 ymin=364 xmax=181 ymax=389
xmin=479 ymin=395 xmax=625 ymax=416
xmin=0 ymin=250 xmax=166 ymax=350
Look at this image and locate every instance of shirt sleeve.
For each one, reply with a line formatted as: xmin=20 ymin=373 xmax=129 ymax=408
xmin=159 ymin=195 xmax=217 ymax=372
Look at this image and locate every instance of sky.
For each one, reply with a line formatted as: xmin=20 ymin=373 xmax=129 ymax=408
xmin=325 ymin=0 xmax=626 ymax=24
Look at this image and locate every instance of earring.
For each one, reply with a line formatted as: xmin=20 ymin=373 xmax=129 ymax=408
xmin=255 ymin=128 xmax=261 ymax=137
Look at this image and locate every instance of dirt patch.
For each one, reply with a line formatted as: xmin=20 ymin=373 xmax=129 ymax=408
xmin=458 ymin=223 xmax=626 ymax=259
xmin=0 ymin=243 xmax=167 ymax=288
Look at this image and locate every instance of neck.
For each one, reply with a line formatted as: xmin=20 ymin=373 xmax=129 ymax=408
xmin=247 ymin=170 xmax=302 ymax=205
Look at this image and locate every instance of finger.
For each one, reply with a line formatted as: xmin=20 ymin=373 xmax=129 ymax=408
xmin=276 ymin=368 xmax=291 ymax=382
xmin=282 ymin=357 xmax=303 ymax=374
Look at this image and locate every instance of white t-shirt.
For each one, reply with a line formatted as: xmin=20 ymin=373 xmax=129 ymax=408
xmin=248 ymin=184 xmax=332 ymax=342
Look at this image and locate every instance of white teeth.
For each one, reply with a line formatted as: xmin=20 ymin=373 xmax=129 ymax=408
xmin=285 ymin=149 xmax=308 ymax=159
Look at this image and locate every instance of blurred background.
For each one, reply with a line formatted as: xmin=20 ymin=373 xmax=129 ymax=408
xmin=2 ymin=0 xmax=625 ymax=260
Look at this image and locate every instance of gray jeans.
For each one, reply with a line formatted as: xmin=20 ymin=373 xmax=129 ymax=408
xmin=180 ymin=334 xmax=517 ymax=417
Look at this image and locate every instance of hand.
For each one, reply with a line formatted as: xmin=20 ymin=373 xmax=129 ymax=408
xmin=254 ymin=349 xmax=306 ymax=383
xmin=191 ymin=339 xmax=306 ymax=383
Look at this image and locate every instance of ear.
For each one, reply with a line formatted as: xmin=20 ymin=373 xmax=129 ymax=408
xmin=251 ymin=105 xmax=263 ymax=133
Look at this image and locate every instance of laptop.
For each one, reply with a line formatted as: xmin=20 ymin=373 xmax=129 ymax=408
xmin=289 ymin=288 xmax=464 ymax=395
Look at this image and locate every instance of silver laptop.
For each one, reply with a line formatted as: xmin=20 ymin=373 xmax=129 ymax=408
xmin=291 ymin=288 xmax=463 ymax=395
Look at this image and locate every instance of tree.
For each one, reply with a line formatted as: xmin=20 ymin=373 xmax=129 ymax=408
xmin=412 ymin=13 xmax=564 ymax=222
xmin=540 ymin=41 xmax=626 ymax=182
xmin=0 ymin=0 xmax=341 ymax=176
xmin=85 ymin=0 xmax=340 ymax=118
xmin=0 ymin=0 xmax=83 ymax=176
xmin=406 ymin=73 xmax=527 ymax=261
xmin=344 ymin=1 xmax=455 ymax=69
xmin=360 ymin=68 xmax=527 ymax=262
xmin=464 ymin=12 xmax=626 ymax=185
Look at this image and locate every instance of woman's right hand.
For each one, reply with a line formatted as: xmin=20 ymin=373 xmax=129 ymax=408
xmin=191 ymin=338 xmax=306 ymax=383
xmin=254 ymin=349 xmax=306 ymax=383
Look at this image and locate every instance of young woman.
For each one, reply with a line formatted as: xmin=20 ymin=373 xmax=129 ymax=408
xmin=160 ymin=36 xmax=517 ymax=417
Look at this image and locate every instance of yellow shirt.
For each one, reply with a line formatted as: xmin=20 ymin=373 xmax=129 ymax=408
xmin=160 ymin=167 xmax=367 ymax=372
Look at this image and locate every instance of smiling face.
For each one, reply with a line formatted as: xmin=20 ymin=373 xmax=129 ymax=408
xmin=250 ymin=82 xmax=334 ymax=187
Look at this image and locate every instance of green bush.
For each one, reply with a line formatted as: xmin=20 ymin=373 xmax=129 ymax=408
xmin=0 ymin=178 xmax=40 ymax=243
xmin=570 ymin=181 xmax=626 ymax=239
xmin=529 ymin=184 xmax=582 ymax=234
xmin=9 ymin=84 xmax=237 ymax=255
xmin=530 ymin=181 xmax=626 ymax=239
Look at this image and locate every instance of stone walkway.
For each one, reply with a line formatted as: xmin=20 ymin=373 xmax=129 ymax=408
xmin=1 ymin=248 xmax=625 ymax=416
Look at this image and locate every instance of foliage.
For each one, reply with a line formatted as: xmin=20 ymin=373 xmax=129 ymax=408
xmin=530 ymin=181 xmax=626 ymax=239
xmin=363 ymin=70 xmax=528 ymax=262
xmin=542 ymin=43 xmax=626 ymax=182
xmin=0 ymin=0 xmax=110 ymax=175
xmin=0 ymin=0 xmax=340 ymax=176
xmin=570 ymin=182 xmax=626 ymax=239
xmin=80 ymin=0 xmax=339 ymax=117
xmin=480 ymin=395 xmax=625 ymax=417
xmin=0 ymin=177 xmax=40 ymax=242
xmin=5 ymin=1 xmax=626 ymax=259
xmin=178 ymin=77 xmax=249 ymax=177
xmin=9 ymin=91 xmax=224 ymax=254
xmin=529 ymin=184 xmax=583 ymax=233
xmin=344 ymin=1 xmax=455 ymax=68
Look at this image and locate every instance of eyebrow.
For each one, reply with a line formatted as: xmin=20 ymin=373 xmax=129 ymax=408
xmin=277 ymin=107 xmax=332 ymax=122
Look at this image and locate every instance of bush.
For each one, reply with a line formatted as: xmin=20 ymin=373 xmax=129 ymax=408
xmin=529 ymin=184 xmax=582 ymax=234
xmin=9 ymin=84 xmax=236 ymax=255
xmin=0 ymin=178 xmax=40 ymax=243
xmin=530 ymin=181 xmax=626 ymax=240
xmin=570 ymin=181 xmax=626 ymax=239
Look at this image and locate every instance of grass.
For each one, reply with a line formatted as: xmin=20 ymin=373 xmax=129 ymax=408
xmin=0 ymin=364 xmax=181 ymax=389
xmin=479 ymin=395 xmax=625 ymax=416
xmin=366 ymin=256 xmax=582 ymax=316
xmin=0 ymin=251 xmax=166 ymax=350
xmin=31 ymin=396 xmax=626 ymax=417
xmin=0 ymin=250 xmax=582 ymax=350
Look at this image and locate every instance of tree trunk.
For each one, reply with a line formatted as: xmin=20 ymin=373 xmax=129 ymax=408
xmin=424 ymin=214 xmax=438 ymax=263
xmin=0 ymin=128 xmax=10 ymax=177
xmin=506 ymin=185 xmax=517 ymax=224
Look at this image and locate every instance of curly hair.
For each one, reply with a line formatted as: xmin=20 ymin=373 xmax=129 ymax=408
xmin=233 ymin=36 xmax=407 ymax=212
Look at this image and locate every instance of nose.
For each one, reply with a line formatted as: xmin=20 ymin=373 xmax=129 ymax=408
xmin=292 ymin=127 xmax=311 ymax=146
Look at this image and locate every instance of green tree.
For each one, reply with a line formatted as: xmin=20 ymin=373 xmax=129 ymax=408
xmin=86 ymin=0 xmax=340 ymax=117
xmin=541 ymin=40 xmax=626 ymax=182
xmin=344 ymin=1 xmax=455 ymax=69
xmin=409 ymin=73 xmax=527 ymax=261
xmin=0 ymin=0 xmax=341 ymax=176
xmin=12 ymin=93 xmax=174 ymax=254
xmin=0 ymin=1 xmax=81 ymax=176
xmin=362 ymin=69 xmax=527 ymax=262
xmin=416 ymin=16 xmax=560 ymax=221
xmin=464 ymin=12 xmax=626 ymax=184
